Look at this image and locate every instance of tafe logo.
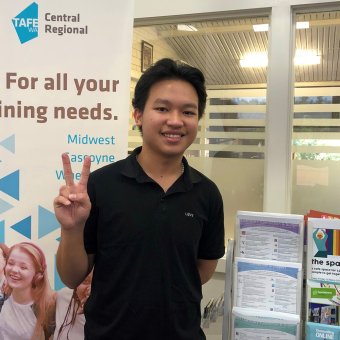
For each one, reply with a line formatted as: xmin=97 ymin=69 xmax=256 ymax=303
xmin=12 ymin=2 xmax=38 ymax=44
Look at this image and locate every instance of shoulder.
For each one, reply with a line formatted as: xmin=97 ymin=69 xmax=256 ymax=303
xmin=189 ymin=166 xmax=222 ymax=197
xmin=86 ymin=157 xmax=131 ymax=200
xmin=87 ymin=158 xmax=129 ymax=190
xmin=90 ymin=157 xmax=126 ymax=179
xmin=56 ymin=287 xmax=73 ymax=303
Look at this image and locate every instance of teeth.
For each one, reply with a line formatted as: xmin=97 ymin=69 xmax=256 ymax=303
xmin=164 ymin=134 xmax=181 ymax=138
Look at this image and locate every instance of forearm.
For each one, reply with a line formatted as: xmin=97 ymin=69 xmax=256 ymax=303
xmin=57 ymin=226 xmax=90 ymax=288
xmin=197 ymin=259 xmax=218 ymax=285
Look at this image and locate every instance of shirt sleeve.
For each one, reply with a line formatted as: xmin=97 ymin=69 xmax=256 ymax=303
xmin=197 ymin=181 xmax=225 ymax=260
xmin=84 ymin=173 xmax=98 ymax=255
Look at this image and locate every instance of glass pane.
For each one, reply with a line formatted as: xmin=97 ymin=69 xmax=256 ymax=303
xmin=130 ymin=16 xmax=269 ymax=238
xmin=292 ymin=9 xmax=340 ymax=215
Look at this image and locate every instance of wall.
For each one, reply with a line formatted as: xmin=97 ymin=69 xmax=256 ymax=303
xmin=134 ymin=0 xmax=335 ymax=19
xmin=133 ymin=0 xmax=340 ymax=215
xmin=131 ymin=26 xmax=180 ymax=81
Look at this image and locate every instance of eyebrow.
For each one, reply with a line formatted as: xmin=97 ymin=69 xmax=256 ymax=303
xmin=153 ymin=98 xmax=198 ymax=110
xmin=8 ymin=259 xmax=32 ymax=266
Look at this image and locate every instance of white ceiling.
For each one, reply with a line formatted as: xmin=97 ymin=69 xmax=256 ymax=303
xmin=154 ymin=11 xmax=340 ymax=86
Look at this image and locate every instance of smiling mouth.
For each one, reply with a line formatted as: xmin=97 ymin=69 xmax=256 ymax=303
xmin=8 ymin=275 xmax=21 ymax=281
xmin=162 ymin=133 xmax=184 ymax=138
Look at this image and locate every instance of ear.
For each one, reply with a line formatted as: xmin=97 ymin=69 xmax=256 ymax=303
xmin=133 ymin=108 xmax=143 ymax=127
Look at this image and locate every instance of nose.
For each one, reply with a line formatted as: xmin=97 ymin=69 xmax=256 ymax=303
xmin=7 ymin=265 xmax=18 ymax=273
xmin=167 ymin=110 xmax=184 ymax=127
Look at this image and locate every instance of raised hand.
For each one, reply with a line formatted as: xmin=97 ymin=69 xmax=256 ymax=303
xmin=54 ymin=153 xmax=92 ymax=230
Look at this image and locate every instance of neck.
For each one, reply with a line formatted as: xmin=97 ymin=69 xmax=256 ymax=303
xmin=12 ymin=288 xmax=34 ymax=305
xmin=137 ymin=149 xmax=183 ymax=177
xmin=136 ymin=150 xmax=184 ymax=191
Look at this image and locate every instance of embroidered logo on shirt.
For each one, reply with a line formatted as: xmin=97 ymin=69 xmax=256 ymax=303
xmin=185 ymin=212 xmax=194 ymax=217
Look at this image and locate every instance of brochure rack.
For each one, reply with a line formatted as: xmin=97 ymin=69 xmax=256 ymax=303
xmin=222 ymin=239 xmax=234 ymax=340
xmin=305 ymin=218 xmax=340 ymax=339
xmin=201 ymin=239 xmax=234 ymax=339
xmin=226 ymin=211 xmax=304 ymax=340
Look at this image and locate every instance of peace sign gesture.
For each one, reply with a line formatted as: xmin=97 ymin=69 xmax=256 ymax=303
xmin=54 ymin=153 xmax=92 ymax=230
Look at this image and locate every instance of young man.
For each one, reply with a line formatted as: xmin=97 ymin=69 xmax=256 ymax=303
xmin=54 ymin=58 xmax=225 ymax=339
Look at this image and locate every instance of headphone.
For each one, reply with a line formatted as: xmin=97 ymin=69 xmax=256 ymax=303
xmin=18 ymin=242 xmax=47 ymax=288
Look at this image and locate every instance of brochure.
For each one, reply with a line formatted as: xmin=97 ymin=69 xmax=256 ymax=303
xmin=235 ymin=211 xmax=304 ymax=262
xmin=307 ymin=218 xmax=340 ymax=283
xmin=232 ymin=307 xmax=300 ymax=340
xmin=234 ymin=257 xmax=302 ymax=314
xmin=308 ymin=280 xmax=340 ymax=308
xmin=306 ymin=322 xmax=340 ymax=340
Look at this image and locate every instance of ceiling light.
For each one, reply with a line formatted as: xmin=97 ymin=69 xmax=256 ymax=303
xmin=253 ymin=24 xmax=269 ymax=32
xmin=177 ymin=24 xmax=198 ymax=32
xmin=240 ymin=52 xmax=268 ymax=67
xmin=240 ymin=50 xmax=321 ymax=67
xmin=294 ymin=50 xmax=321 ymax=65
xmin=296 ymin=21 xmax=309 ymax=29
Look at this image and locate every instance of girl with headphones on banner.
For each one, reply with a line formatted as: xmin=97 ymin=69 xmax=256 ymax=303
xmin=0 ymin=243 xmax=9 ymax=312
xmin=0 ymin=242 xmax=56 ymax=340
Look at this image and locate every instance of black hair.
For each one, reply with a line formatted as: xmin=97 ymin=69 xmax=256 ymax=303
xmin=132 ymin=58 xmax=207 ymax=120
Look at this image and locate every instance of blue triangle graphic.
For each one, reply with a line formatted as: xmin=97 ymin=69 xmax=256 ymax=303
xmin=56 ymin=237 xmax=61 ymax=242
xmin=11 ymin=216 xmax=31 ymax=239
xmin=0 ymin=198 xmax=14 ymax=214
xmin=38 ymin=206 xmax=59 ymax=238
xmin=12 ymin=2 xmax=38 ymax=44
xmin=54 ymin=255 xmax=65 ymax=291
xmin=0 ymin=134 xmax=15 ymax=153
xmin=0 ymin=220 xmax=4 ymax=243
xmin=0 ymin=170 xmax=20 ymax=200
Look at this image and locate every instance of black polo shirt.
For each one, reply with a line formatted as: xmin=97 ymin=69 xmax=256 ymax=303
xmin=83 ymin=147 xmax=225 ymax=340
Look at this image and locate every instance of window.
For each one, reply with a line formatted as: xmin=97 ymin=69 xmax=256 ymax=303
xmin=292 ymin=9 xmax=340 ymax=215
xmin=130 ymin=15 xmax=269 ymax=238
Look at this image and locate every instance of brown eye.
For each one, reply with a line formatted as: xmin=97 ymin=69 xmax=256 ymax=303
xmin=155 ymin=107 xmax=168 ymax=112
xmin=184 ymin=111 xmax=196 ymax=116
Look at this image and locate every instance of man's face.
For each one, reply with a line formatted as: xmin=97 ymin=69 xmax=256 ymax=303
xmin=134 ymin=79 xmax=199 ymax=159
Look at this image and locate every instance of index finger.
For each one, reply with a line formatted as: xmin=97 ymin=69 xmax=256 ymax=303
xmin=78 ymin=156 xmax=91 ymax=188
xmin=62 ymin=153 xmax=74 ymax=186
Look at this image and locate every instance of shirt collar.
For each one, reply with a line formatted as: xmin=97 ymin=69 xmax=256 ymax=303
xmin=121 ymin=147 xmax=202 ymax=190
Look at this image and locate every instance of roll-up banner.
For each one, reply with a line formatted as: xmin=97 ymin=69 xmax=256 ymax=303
xmin=0 ymin=1 xmax=134 ymax=338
